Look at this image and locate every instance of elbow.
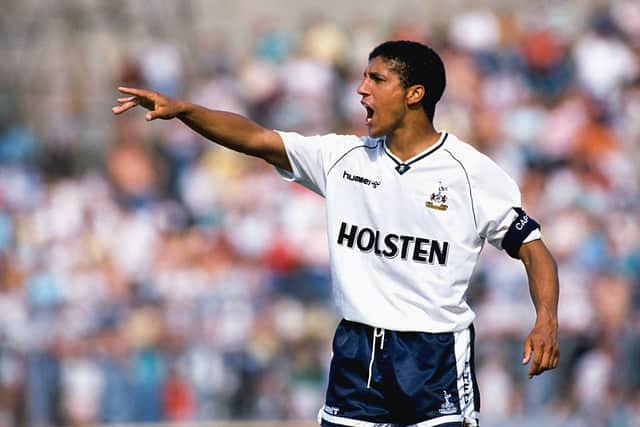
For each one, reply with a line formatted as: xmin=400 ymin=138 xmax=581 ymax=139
xmin=245 ymin=129 xmax=276 ymax=158
xmin=248 ymin=130 xmax=289 ymax=170
xmin=241 ymin=135 xmax=264 ymax=158
xmin=519 ymin=239 xmax=557 ymax=270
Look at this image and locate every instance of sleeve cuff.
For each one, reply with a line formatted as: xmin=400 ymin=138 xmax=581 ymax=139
xmin=523 ymin=228 xmax=541 ymax=244
xmin=273 ymin=130 xmax=297 ymax=182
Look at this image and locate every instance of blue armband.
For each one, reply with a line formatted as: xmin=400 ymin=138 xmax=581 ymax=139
xmin=502 ymin=207 xmax=540 ymax=259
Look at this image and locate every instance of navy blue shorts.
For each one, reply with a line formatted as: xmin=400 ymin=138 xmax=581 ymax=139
xmin=318 ymin=320 xmax=480 ymax=427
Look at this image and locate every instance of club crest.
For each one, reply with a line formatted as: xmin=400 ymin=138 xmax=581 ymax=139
xmin=426 ymin=181 xmax=449 ymax=211
xmin=439 ymin=390 xmax=457 ymax=415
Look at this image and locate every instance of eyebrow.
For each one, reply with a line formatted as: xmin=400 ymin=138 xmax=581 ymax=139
xmin=364 ymin=71 xmax=385 ymax=80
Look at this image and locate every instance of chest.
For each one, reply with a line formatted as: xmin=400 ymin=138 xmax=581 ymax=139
xmin=325 ymin=150 xmax=474 ymax=232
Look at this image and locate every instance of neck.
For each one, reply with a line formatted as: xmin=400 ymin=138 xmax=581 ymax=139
xmin=384 ymin=120 xmax=441 ymax=162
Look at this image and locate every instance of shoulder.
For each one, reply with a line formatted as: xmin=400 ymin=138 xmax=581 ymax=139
xmin=326 ymin=134 xmax=381 ymax=152
xmin=277 ymin=130 xmax=377 ymax=152
xmin=442 ymin=134 xmax=496 ymax=169
xmin=444 ymin=134 xmax=512 ymax=181
xmin=276 ymin=131 xmax=365 ymax=145
xmin=327 ymin=134 xmax=381 ymax=152
xmin=442 ymin=133 xmax=519 ymax=191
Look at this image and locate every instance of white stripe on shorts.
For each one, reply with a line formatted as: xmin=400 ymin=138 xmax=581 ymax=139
xmin=453 ymin=327 xmax=479 ymax=426
xmin=412 ymin=414 xmax=463 ymax=426
xmin=319 ymin=408 xmax=395 ymax=426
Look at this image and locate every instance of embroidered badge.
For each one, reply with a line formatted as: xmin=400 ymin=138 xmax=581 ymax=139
xmin=426 ymin=181 xmax=449 ymax=211
xmin=438 ymin=390 xmax=457 ymax=415
xmin=324 ymin=405 xmax=340 ymax=415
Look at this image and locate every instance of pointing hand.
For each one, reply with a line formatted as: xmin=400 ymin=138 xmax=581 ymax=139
xmin=112 ymin=87 xmax=185 ymax=121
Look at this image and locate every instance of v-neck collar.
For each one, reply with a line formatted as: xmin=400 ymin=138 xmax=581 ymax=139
xmin=383 ymin=132 xmax=448 ymax=175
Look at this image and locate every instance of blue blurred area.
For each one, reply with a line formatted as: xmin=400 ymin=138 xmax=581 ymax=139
xmin=0 ymin=2 xmax=639 ymax=427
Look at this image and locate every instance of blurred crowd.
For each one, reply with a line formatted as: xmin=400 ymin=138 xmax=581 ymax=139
xmin=1 ymin=2 xmax=640 ymax=427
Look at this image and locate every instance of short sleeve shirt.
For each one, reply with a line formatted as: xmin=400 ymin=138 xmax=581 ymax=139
xmin=276 ymin=131 xmax=540 ymax=332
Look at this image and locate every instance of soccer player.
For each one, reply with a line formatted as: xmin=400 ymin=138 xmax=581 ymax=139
xmin=113 ymin=40 xmax=559 ymax=427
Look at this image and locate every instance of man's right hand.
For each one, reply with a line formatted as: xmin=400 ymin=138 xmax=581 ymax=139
xmin=111 ymin=87 xmax=187 ymax=121
xmin=111 ymin=86 xmax=290 ymax=171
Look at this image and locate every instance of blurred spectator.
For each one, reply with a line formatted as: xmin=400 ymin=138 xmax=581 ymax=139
xmin=0 ymin=2 xmax=638 ymax=427
xmin=139 ymin=42 xmax=184 ymax=98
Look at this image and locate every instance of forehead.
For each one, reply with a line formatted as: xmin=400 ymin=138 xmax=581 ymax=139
xmin=365 ymin=56 xmax=400 ymax=77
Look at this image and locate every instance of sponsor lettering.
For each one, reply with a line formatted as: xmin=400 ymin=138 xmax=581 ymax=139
xmin=337 ymin=222 xmax=449 ymax=265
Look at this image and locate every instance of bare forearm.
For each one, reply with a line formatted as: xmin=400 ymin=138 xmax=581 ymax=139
xmin=520 ymin=240 xmax=559 ymax=324
xmin=519 ymin=239 xmax=560 ymax=377
xmin=178 ymin=102 xmax=274 ymax=158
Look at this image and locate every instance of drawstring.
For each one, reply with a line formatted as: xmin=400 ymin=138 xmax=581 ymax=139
xmin=367 ymin=327 xmax=385 ymax=388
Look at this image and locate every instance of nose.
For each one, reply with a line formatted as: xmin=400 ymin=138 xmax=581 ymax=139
xmin=357 ymin=78 xmax=369 ymax=97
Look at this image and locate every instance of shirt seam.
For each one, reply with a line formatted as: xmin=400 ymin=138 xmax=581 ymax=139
xmin=443 ymin=148 xmax=478 ymax=231
xmin=326 ymin=140 xmax=382 ymax=177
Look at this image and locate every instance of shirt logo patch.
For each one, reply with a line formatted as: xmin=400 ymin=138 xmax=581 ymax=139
xmin=426 ymin=181 xmax=449 ymax=211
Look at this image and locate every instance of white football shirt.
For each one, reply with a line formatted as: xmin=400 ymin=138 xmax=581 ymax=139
xmin=276 ymin=131 xmax=540 ymax=333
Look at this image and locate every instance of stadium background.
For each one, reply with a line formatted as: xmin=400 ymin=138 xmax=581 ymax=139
xmin=1 ymin=0 xmax=639 ymax=426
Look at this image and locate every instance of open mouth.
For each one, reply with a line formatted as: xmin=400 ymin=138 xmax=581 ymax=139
xmin=363 ymin=103 xmax=374 ymax=124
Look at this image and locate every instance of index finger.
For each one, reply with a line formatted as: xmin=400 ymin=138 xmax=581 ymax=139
xmin=118 ymin=86 xmax=151 ymax=97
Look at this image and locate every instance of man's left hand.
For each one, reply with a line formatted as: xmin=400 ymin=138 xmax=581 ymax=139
xmin=522 ymin=318 xmax=559 ymax=378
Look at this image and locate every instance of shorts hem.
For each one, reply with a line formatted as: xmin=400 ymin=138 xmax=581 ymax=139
xmin=319 ymin=411 xmax=392 ymax=426
xmin=319 ymin=411 xmax=466 ymax=427
xmin=413 ymin=414 xmax=463 ymax=426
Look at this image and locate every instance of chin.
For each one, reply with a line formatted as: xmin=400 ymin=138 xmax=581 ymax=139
xmin=367 ymin=127 xmax=385 ymax=138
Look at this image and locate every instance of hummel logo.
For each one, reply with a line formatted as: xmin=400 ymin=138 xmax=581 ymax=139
xmin=342 ymin=171 xmax=381 ymax=188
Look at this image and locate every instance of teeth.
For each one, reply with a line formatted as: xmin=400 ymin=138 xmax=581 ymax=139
xmin=364 ymin=105 xmax=374 ymax=124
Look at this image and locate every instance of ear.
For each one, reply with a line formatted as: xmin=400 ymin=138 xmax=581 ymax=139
xmin=406 ymin=84 xmax=425 ymax=107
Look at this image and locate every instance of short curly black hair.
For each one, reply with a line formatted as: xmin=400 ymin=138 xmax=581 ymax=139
xmin=369 ymin=40 xmax=446 ymax=122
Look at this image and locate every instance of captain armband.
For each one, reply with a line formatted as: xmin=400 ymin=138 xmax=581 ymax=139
xmin=502 ymin=207 xmax=540 ymax=259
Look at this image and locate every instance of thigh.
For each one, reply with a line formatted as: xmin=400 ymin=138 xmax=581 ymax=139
xmin=388 ymin=325 xmax=480 ymax=427
xmin=319 ymin=320 xmax=393 ymax=426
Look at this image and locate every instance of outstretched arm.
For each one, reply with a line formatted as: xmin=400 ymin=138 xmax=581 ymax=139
xmin=519 ymin=239 xmax=560 ymax=378
xmin=112 ymin=87 xmax=291 ymax=172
